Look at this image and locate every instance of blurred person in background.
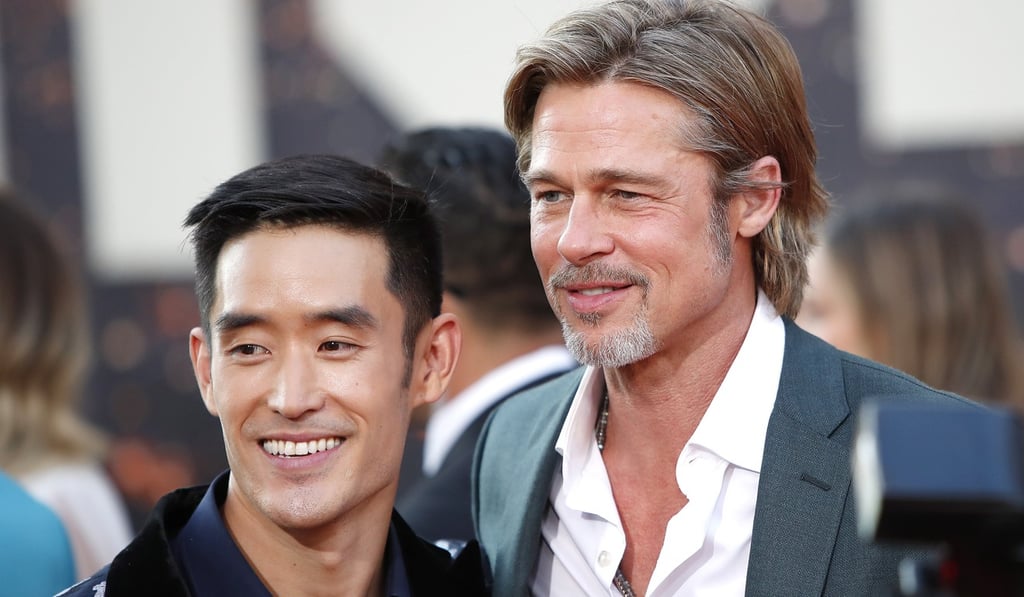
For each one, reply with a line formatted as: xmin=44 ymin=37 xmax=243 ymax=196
xmin=0 ymin=190 xmax=134 ymax=580
xmin=378 ymin=126 xmax=576 ymax=545
xmin=0 ymin=470 xmax=76 ymax=596
xmin=797 ymin=180 xmax=1024 ymax=406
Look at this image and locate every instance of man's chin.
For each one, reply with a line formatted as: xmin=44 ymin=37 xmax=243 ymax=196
xmin=563 ymin=325 xmax=658 ymax=368
xmin=264 ymin=501 xmax=336 ymax=532
xmin=566 ymin=340 xmax=654 ymax=368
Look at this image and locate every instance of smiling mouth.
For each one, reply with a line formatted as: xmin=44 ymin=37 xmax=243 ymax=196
xmin=261 ymin=437 xmax=343 ymax=457
xmin=576 ymin=286 xmax=618 ymax=296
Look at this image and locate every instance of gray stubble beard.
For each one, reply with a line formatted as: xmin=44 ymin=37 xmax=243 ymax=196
xmin=561 ymin=309 xmax=658 ymax=367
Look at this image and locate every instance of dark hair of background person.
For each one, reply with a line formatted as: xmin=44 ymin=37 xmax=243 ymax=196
xmin=0 ymin=189 xmax=107 ymax=474
xmin=825 ymin=181 xmax=1024 ymax=405
xmin=376 ymin=127 xmax=574 ymax=544
xmin=184 ymin=153 xmax=443 ymax=370
xmin=503 ymin=0 xmax=829 ymax=317
xmin=378 ymin=126 xmax=557 ymax=332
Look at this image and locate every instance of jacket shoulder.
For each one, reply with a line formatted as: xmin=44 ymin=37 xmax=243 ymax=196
xmin=838 ymin=349 xmax=978 ymax=409
xmin=475 ymin=366 xmax=583 ymax=474
xmin=62 ymin=485 xmax=207 ymax=596
xmin=782 ymin=320 xmax=978 ymax=419
xmin=487 ymin=366 xmax=585 ymax=426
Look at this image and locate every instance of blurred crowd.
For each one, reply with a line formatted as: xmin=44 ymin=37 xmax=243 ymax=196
xmin=0 ymin=0 xmax=1021 ymax=595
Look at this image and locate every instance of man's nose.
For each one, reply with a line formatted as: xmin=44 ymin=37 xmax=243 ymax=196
xmin=267 ymin=351 xmax=325 ymax=418
xmin=556 ymin=196 xmax=614 ymax=265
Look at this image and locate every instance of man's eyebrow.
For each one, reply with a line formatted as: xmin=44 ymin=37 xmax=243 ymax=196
xmin=522 ymin=168 xmax=666 ymax=188
xmin=214 ymin=312 xmax=265 ymax=334
xmin=587 ymin=167 xmax=665 ymax=187
xmin=306 ymin=306 xmax=379 ymax=330
xmin=213 ymin=306 xmax=380 ymax=334
xmin=521 ymin=169 xmax=560 ymax=189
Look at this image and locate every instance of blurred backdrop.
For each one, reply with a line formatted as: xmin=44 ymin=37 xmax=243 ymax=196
xmin=0 ymin=0 xmax=1021 ymax=527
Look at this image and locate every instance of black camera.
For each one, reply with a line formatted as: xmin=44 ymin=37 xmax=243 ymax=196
xmin=853 ymin=399 xmax=1024 ymax=596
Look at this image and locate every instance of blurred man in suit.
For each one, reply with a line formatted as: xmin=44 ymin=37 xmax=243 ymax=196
xmin=380 ymin=127 xmax=575 ymax=544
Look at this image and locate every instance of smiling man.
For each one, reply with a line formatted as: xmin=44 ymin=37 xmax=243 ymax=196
xmin=60 ymin=155 xmax=487 ymax=596
xmin=472 ymin=1 xmax=978 ymax=596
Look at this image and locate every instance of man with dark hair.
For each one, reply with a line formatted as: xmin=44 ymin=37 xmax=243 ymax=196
xmin=379 ymin=127 xmax=575 ymax=544
xmin=472 ymin=0 xmax=977 ymax=595
xmin=60 ymin=154 xmax=487 ymax=596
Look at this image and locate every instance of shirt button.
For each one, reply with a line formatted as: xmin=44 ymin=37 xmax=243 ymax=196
xmin=598 ymin=551 xmax=612 ymax=567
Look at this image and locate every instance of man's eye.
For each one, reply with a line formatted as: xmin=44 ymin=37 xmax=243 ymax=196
xmin=321 ymin=340 xmax=353 ymax=352
xmin=614 ymin=190 xmax=641 ymax=200
xmin=535 ymin=190 xmax=564 ymax=203
xmin=231 ymin=344 xmax=266 ymax=356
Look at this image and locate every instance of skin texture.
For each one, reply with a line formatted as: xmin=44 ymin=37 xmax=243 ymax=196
xmin=188 ymin=225 xmax=459 ymax=596
xmin=796 ymin=247 xmax=874 ymax=360
xmin=524 ymin=80 xmax=781 ymax=594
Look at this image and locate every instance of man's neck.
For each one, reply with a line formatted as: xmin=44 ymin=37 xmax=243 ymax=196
xmin=445 ymin=321 xmax=564 ymax=399
xmin=222 ymin=488 xmax=393 ymax=597
xmin=597 ymin=297 xmax=755 ymax=595
xmin=608 ymin=296 xmax=754 ymax=415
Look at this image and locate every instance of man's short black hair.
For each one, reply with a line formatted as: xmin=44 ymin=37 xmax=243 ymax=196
xmin=185 ymin=154 xmax=443 ymax=359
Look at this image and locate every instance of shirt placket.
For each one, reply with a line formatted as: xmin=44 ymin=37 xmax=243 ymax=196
xmin=647 ymin=446 xmax=728 ymax=595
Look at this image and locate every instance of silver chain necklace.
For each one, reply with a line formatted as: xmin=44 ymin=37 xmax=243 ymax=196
xmin=595 ymin=393 xmax=638 ymax=597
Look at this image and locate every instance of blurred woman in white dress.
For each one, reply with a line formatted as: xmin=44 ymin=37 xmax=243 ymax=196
xmin=0 ymin=190 xmax=133 ymax=579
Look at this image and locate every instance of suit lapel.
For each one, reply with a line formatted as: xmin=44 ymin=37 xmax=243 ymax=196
xmin=474 ymin=368 xmax=584 ymax=596
xmin=510 ymin=376 xmax=580 ymax=592
xmin=746 ymin=320 xmax=852 ymax=596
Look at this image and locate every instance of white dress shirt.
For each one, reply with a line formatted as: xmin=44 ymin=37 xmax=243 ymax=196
xmin=531 ymin=291 xmax=785 ymax=596
xmin=422 ymin=344 xmax=577 ymax=476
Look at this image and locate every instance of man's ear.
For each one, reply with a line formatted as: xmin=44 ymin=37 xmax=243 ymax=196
xmin=189 ymin=327 xmax=218 ymax=416
xmin=736 ymin=155 xmax=782 ymax=239
xmin=411 ymin=312 xmax=461 ymax=409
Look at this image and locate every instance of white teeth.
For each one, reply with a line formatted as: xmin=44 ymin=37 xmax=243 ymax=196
xmin=579 ymin=287 xmax=614 ymax=296
xmin=261 ymin=437 xmax=342 ymax=457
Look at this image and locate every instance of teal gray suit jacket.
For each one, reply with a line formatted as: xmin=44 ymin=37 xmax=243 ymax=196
xmin=473 ymin=319 xmax=975 ymax=596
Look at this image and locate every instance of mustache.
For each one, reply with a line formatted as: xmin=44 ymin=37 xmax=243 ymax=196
xmin=548 ymin=262 xmax=649 ymax=289
xmin=243 ymin=418 xmax=358 ymax=439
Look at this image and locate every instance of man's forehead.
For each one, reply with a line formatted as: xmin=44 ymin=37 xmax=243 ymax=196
xmin=208 ymin=227 xmax=398 ymax=324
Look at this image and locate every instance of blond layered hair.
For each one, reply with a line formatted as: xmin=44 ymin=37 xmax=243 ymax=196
xmin=0 ymin=191 xmax=106 ymax=475
xmin=504 ymin=0 xmax=827 ymax=317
